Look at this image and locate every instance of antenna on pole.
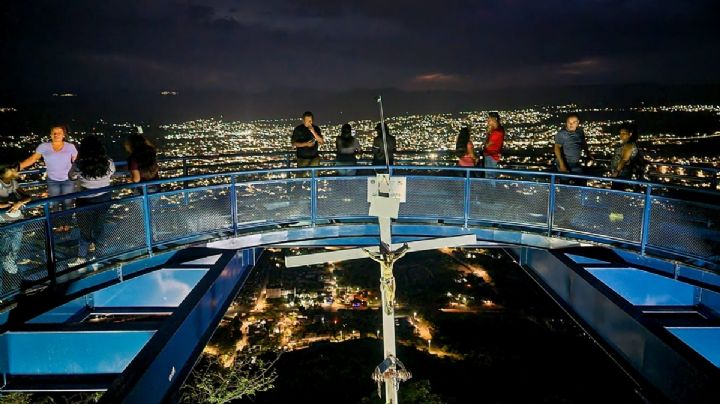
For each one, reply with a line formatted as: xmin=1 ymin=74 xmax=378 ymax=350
xmin=376 ymin=95 xmax=390 ymax=170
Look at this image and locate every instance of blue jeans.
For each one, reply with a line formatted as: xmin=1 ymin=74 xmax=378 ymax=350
xmin=484 ymin=156 xmax=499 ymax=179
xmin=0 ymin=223 xmax=23 ymax=293
xmin=47 ymin=179 xmax=75 ymax=211
xmin=335 ymin=160 xmax=357 ymax=176
xmin=75 ymin=193 xmax=111 ymax=257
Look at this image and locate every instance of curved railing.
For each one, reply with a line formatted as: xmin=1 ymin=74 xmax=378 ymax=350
xmin=17 ymin=150 xmax=720 ymax=190
xmin=1 ymin=165 xmax=719 ymax=303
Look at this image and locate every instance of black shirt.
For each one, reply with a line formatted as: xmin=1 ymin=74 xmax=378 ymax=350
xmin=291 ymin=124 xmax=323 ymax=159
xmin=372 ymin=134 xmax=396 ymax=165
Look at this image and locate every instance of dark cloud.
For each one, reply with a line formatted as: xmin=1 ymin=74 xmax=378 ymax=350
xmin=1 ymin=0 xmax=718 ymax=95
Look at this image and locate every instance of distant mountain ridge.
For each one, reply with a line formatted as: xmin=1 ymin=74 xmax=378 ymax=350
xmin=1 ymin=83 xmax=719 ymax=126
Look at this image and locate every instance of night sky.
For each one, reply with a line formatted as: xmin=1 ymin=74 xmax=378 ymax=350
xmin=2 ymin=0 xmax=719 ymax=96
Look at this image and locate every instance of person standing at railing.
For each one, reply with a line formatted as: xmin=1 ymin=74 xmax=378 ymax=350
xmin=335 ymin=123 xmax=362 ymax=176
xmin=610 ymin=123 xmax=644 ymax=191
xmin=20 ymin=125 xmax=78 ymax=212
xmin=0 ymin=162 xmax=32 ymax=293
xmin=554 ymin=113 xmax=595 ymax=185
xmin=482 ymin=112 xmax=505 ymax=179
xmin=372 ymin=122 xmax=396 ymax=167
xmin=291 ymin=111 xmax=325 ymax=170
xmin=124 ymin=134 xmax=159 ymax=186
xmin=455 ymin=127 xmax=478 ymax=175
xmin=67 ymin=136 xmax=116 ymax=266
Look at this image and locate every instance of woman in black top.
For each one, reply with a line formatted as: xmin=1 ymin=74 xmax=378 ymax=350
xmin=335 ymin=123 xmax=361 ymax=175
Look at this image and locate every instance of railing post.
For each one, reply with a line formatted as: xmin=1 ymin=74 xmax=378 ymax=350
xmin=547 ymin=175 xmax=556 ymax=236
xmin=463 ymin=169 xmax=471 ymax=228
xmin=43 ymin=203 xmax=57 ymax=287
xmin=310 ymin=168 xmax=317 ymax=227
xmin=230 ymin=175 xmax=238 ymax=236
xmin=142 ymin=185 xmax=154 ymax=256
xmin=639 ymin=184 xmax=653 ymax=256
xmin=182 ymin=158 xmax=189 ymax=205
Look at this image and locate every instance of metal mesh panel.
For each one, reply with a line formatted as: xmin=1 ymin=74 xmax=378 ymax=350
xmin=553 ymin=186 xmax=645 ymax=242
xmin=0 ymin=219 xmax=47 ymax=295
xmin=399 ymin=177 xmax=465 ymax=219
xmin=51 ymin=198 xmax=147 ymax=270
xmin=236 ymin=180 xmax=311 ymax=224
xmin=150 ymin=187 xmax=233 ymax=243
xmin=648 ymin=197 xmax=720 ymax=259
xmin=469 ymin=179 xmax=550 ymax=225
xmin=316 ymin=178 xmax=369 ymax=218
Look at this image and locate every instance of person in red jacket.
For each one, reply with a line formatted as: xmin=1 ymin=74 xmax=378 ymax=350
xmin=482 ymin=112 xmax=505 ymax=179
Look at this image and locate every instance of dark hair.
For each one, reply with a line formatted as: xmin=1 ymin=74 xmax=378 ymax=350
xmin=565 ymin=112 xmax=580 ymax=121
xmin=302 ymin=111 xmax=314 ymax=119
xmin=50 ymin=124 xmax=68 ymax=134
xmin=619 ymin=122 xmax=639 ymax=143
xmin=339 ymin=123 xmax=354 ymax=148
xmin=76 ymin=135 xmax=111 ymax=179
xmin=488 ymin=112 xmax=501 ymax=124
xmin=125 ymin=134 xmax=159 ymax=180
xmin=455 ymin=127 xmax=471 ymax=158
xmin=0 ymin=161 xmax=20 ymax=177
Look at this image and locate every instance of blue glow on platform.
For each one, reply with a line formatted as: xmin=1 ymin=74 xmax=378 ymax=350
xmin=565 ymin=253 xmax=611 ymax=265
xmin=667 ymin=327 xmax=720 ymax=368
xmin=2 ymin=331 xmax=154 ymax=375
xmin=587 ymin=268 xmax=698 ymax=306
xmin=92 ymin=268 xmax=208 ymax=307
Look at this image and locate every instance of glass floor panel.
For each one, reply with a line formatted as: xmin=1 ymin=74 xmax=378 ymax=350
xmin=666 ymin=327 xmax=720 ymax=368
xmin=586 ymin=268 xmax=697 ymax=306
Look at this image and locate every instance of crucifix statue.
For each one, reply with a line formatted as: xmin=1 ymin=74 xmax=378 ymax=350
xmin=285 ymin=173 xmax=475 ymax=403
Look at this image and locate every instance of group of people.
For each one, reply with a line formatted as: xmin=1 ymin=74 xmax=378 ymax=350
xmin=291 ymin=110 xmax=644 ymax=183
xmin=1 ymin=112 xmax=644 ymax=290
xmin=0 ymin=126 xmax=159 ymax=283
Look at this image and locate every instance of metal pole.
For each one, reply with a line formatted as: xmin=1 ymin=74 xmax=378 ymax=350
xmin=142 ymin=185 xmax=154 ymax=256
xmin=639 ymin=184 xmax=653 ymax=255
xmin=310 ymin=168 xmax=317 ymax=227
xmin=547 ymin=175 xmax=556 ymax=236
xmin=377 ymin=95 xmax=390 ymax=171
xmin=230 ymin=175 xmax=238 ymax=236
xmin=463 ymin=169 xmax=471 ymax=228
xmin=43 ymin=203 xmax=57 ymax=287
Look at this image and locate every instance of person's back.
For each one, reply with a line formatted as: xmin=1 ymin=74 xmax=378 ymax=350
xmin=372 ymin=123 xmax=396 ymax=166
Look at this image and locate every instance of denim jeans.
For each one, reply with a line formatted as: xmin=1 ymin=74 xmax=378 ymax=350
xmin=0 ymin=223 xmax=23 ymax=293
xmin=47 ymin=179 xmax=75 ymax=211
xmin=75 ymin=193 xmax=111 ymax=257
xmin=484 ymin=156 xmax=500 ymax=179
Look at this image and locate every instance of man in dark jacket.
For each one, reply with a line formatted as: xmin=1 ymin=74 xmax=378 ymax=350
xmin=291 ymin=111 xmax=325 ymax=167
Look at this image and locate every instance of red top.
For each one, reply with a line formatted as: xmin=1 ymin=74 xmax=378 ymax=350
xmin=483 ymin=129 xmax=504 ymax=161
xmin=458 ymin=141 xmax=476 ymax=167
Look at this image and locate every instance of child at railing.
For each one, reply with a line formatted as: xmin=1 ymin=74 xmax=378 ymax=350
xmin=0 ymin=162 xmax=32 ymax=293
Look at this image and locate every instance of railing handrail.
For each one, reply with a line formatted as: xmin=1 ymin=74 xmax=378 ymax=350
xmin=14 ymin=165 xmax=720 ymax=211
xmin=2 ymin=165 xmax=718 ymax=305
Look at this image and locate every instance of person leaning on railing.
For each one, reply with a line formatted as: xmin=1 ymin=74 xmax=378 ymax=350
xmin=0 ymin=162 xmax=32 ymax=293
xmin=292 ymin=111 xmax=325 ymax=169
xmin=335 ymin=123 xmax=362 ymax=176
xmin=554 ymin=112 xmax=595 ymax=186
xmin=124 ymin=134 xmax=159 ymax=183
xmin=455 ymin=126 xmax=478 ymax=174
xmin=19 ymin=125 xmax=77 ymax=212
xmin=67 ymin=135 xmax=116 ymax=266
xmin=609 ymin=123 xmax=646 ymax=189
xmin=482 ymin=112 xmax=505 ymax=179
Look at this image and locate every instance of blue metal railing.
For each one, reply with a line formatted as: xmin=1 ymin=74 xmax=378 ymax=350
xmin=1 ymin=165 xmax=718 ymax=303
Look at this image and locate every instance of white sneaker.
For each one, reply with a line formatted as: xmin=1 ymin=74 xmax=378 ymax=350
xmin=88 ymin=243 xmax=96 ymax=253
xmin=68 ymin=257 xmax=87 ymax=266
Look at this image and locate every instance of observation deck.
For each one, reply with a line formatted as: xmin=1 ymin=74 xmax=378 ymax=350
xmin=1 ymin=157 xmax=719 ymax=403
